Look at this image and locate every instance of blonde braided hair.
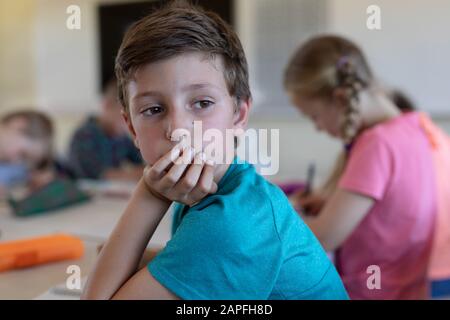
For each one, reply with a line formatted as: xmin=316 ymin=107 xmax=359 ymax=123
xmin=284 ymin=35 xmax=374 ymax=198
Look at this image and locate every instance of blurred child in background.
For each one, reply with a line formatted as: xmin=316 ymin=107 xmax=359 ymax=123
xmin=284 ymin=35 xmax=437 ymax=299
xmin=288 ymin=89 xmax=417 ymax=214
xmin=68 ymin=77 xmax=144 ymax=181
xmin=0 ymin=110 xmax=55 ymax=198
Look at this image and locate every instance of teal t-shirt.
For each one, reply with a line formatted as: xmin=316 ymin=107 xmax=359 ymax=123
xmin=148 ymin=156 xmax=348 ymax=300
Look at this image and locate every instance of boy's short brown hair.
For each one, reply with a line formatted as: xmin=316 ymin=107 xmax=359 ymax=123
xmin=115 ymin=0 xmax=251 ymax=113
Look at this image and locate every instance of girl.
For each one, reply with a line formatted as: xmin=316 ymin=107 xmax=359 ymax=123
xmin=284 ymin=35 xmax=437 ymax=299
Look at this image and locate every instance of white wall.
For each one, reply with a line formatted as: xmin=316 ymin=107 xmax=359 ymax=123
xmin=33 ymin=0 xmax=145 ymax=114
xmin=0 ymin=0 xmax=37 ymax=111
xmin=325 ymin=0 xmax=450 ymax=117
xmin=33 ymin=0 xmax=99 ymax=114
xmin=7 ymin=0 xmax=450 ymax=117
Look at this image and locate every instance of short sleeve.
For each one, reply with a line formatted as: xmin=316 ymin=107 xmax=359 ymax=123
xmin=148 ymin=200 xmax=283 ymax=299
xmin=338 ymin=132 xmax=393 ymax=200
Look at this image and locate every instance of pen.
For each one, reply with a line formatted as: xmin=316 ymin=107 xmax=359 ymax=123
xmin=303 ymin=163 xmax=316 ymax=196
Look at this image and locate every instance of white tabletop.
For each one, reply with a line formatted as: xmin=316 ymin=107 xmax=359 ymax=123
xmin=0 ymin=195 xmax=173 ymax=299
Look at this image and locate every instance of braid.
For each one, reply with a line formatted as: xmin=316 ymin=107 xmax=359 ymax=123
xmin=284 ymin=36 xmax=376 ymax=198
xmin=336 ymin=56 xmax=367 ymax=144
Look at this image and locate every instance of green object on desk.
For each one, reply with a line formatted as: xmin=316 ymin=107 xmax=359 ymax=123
xmin=8 ymin=179 xmax=91 ymax=217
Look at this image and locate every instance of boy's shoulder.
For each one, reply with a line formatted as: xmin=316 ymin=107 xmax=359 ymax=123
xmin=176 ymin=159 xmax=294 ymax=233
xmin=197 ymin=159 xmax=285 ymax=211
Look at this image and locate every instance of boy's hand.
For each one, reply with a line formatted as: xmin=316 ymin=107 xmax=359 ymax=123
xmin=143 ymin=145 xmax=218 ymax=206
xmin=289 ymin=190 xmax=325 ymax=216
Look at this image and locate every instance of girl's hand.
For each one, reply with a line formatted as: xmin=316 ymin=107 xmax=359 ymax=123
xmin=289 ymin=190 xmax=326 ymax=216
xmin=143 ymin=145 xmax=218 ymax=206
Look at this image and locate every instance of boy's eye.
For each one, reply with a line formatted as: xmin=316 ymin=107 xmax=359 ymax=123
xmin=142 ymin=106 xmax=164 ymax=116
xmin=192 ymin=100 xmax=214 ymax=110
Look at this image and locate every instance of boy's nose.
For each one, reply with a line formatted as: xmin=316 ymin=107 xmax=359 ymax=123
xmin=165 ymin=112 xmax=194 ymax=141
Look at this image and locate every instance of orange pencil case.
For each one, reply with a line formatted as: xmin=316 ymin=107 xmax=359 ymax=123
xmin=0 ymin=234 xmax=84 ymax=272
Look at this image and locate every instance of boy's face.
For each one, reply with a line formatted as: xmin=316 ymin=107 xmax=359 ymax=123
xmin=0 ymin=118 xmax=47 ymax=165
xmin=123 ymin=52 xmax=250 ymax=165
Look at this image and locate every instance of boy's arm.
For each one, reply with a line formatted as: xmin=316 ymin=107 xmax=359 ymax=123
xmin=138 ymin=247 xmax=161 ymax=269
xmin=111 ymin=265 xmax=178 ymax=300
xmin=96 ymin=244 xmax=162 ymax=269
xmin=81 ymin=179 xmax=173 ymax=300
xmin=82 ymin=146 xmax=218 ymax=300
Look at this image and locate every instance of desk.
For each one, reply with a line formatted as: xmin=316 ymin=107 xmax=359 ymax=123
xmin=0 ymin=196 xmax=173 ymax=299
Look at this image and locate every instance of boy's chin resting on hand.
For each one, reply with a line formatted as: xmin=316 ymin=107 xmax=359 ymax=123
xmin=142 ymin=144 xmax=219 ymax=207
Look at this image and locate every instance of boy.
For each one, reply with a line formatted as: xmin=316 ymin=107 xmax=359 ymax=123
xmin=82 ymin=1 xmax=348 ymax=300
xmin=0 ymin=110 xmax=54 ymax=196
xmin=68 ymin=77 xmax=144 ymax=181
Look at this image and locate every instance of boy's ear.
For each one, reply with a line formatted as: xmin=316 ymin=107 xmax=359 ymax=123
xmin=121 ymin=110 xmax=139 ymax=148
xmin=233 ymin=98 xmax=252 ymax=130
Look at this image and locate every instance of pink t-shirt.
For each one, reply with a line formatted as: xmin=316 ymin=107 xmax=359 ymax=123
xmin=336 ymin=112 xmax=437 ymax=299
xmin=419 ymin=113 xmax=450 ymax=280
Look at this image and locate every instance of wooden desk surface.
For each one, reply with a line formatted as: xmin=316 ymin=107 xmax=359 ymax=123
xmin=0 ymin=196 xmax=173 ymax=299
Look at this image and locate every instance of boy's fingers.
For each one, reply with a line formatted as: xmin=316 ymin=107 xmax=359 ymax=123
xmin=190 ymin=160 xmax=216 ymax=198
xmin=160 ymin=148 xmax=195 ymax=189
xmin=148 ymin=145 xmax=182 ymax=179
xmin=211 ymin=182 xmax=218 ymax=193
xmin=174 ymin=146 xmax=195 ymax=165
xmin=143 ymin=165 xmax=154 ymax=184
xmin=176 ymin=152 xmax=205 ymax=193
